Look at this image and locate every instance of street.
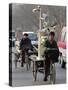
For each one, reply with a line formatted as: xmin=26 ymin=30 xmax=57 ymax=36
xmin=9 ymin=4 xmax=66 ymax=87
xmin=11 ymin=48 xmax=66 ymax=87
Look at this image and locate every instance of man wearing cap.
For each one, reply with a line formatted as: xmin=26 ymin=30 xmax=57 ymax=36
xmin=20 ymin=33 xmax=33 ymax=67
xmin=44 ymin=31 xmax=59 ymax=81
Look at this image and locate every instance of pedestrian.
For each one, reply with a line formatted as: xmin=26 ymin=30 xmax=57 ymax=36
xmin=44 ymin=31 xmax=59 ymax=81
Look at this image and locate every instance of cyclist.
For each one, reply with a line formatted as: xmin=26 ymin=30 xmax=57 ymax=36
xmin=20 ymin=33 xmax=33 ymax=67
xmin=44 ymin=31 xmax=59 ymax=81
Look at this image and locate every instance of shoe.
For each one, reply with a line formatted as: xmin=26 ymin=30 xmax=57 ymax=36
xmin=21 ymin=63 xmax=24 ymax=67
xmin=43 ymin=77 xmax=48 ymax=81
xmin=47 ymin=72 xmax=50 ymax=76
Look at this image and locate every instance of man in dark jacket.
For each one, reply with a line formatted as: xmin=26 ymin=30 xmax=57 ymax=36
xmin=20 ymin=33 xmax=33 ymax=67
xmin=44 ymin=31 xmax=59 ymax=81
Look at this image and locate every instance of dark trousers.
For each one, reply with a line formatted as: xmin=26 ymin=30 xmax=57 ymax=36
xmin=44 ymin=57 xmax=51 ymax=78
xmin=21 ymin=50 xmax=25 ymax=66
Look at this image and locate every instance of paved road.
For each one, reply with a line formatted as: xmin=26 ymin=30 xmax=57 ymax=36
xmin=11 ymin=48 xmax=66 ymax=87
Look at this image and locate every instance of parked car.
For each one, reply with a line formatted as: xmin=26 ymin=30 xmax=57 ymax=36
xmin=58 ymin=26 xmax=66 ymax=68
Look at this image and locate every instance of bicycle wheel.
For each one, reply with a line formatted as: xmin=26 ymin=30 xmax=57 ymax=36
xmin=25 ymin=53 xmax=29 ymax=71
xmin=50 ymin=62 xmax=56 ymax=84
xmin=32 ymin=61 xmax=37 ymax=81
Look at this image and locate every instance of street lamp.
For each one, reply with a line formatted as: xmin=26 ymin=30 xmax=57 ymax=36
xmin=32 ymin=6 xmax=42 ymax=30
xmin=32 ymin=6 xmax=43 ymax=59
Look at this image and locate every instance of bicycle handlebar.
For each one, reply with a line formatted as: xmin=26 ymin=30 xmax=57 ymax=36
xmin=45 ymin=48 xmax=59 ymax=51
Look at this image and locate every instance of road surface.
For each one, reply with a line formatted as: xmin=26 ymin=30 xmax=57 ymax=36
xmin=11 ymin=49 xmax=66 ymax=87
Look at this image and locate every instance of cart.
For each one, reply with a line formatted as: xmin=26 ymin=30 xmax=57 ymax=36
xmin=29 ymin=55 xmax=45 ymax=81
xmin=29 ymin=55 xmax=56 ymax=84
